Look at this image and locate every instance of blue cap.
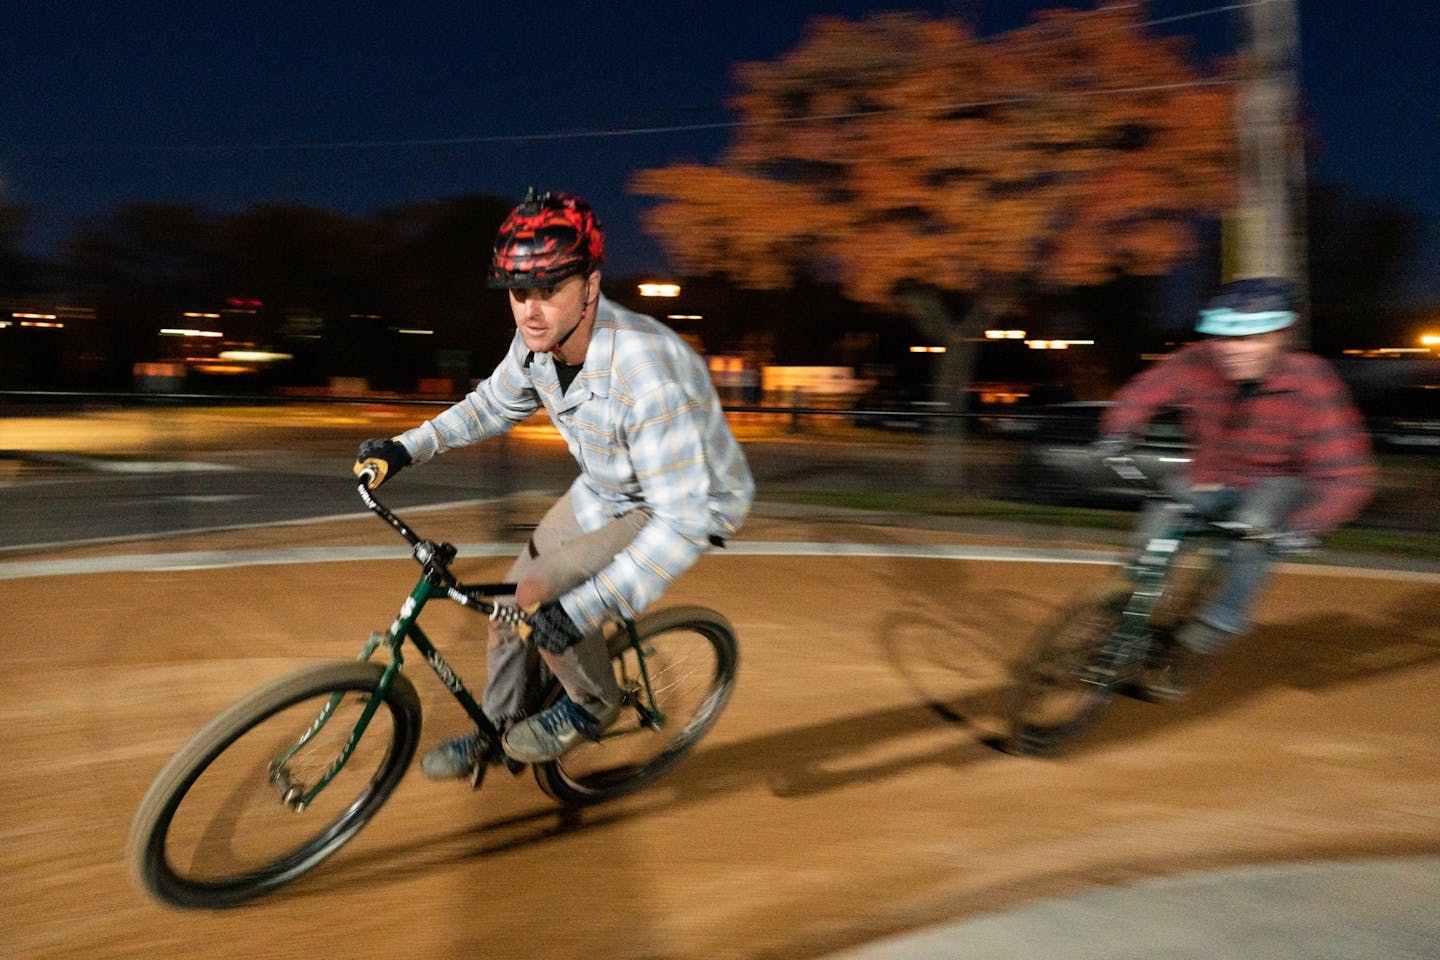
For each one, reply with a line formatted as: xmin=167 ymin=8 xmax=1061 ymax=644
xmin=1196 ymin=277 xmax=1297 ymax=336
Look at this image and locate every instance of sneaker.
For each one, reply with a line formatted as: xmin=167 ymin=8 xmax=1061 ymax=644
xmin=1141 ymin=642 xmax=1210 ymax=703
xmin=1174 ymin=617 xmax=1239 ymax=656
xmin=501 ymin=696 xmax=621 ymax=763
xmin=420 ymin=729 xmax=493 ymax=786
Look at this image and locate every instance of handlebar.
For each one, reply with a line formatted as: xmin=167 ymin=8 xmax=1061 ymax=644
xmin=1099 ymin=454 xmax=1316 ymax=555
xmin=355 ymin=471 xmax=422 ymax=549
xmin=354 ymin=474 xmax=535 ymax=634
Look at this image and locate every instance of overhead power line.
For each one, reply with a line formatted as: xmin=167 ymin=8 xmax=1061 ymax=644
xmin=29 ymin=0 xmax=1253 ymax=159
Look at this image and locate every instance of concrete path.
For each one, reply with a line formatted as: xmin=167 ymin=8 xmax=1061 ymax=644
xmin=826 ymin=856 xmax=1440 ymax=959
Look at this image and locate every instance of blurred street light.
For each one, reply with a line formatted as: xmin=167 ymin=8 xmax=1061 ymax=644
xmin=160 ymin=327 xmax=223 ymax=337
xmin=1026 ymin=339 xmax=1095 ymax=350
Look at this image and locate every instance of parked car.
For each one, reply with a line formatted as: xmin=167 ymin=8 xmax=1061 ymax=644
xmin=1373 ymin=416 xmax=1440 ymax=450
xmin=852 ymin=382 xmax=1078 ymax=434
xmin=1365 ymin=386 xmax=1440 ymax=452
xmin=849 ymin=384 xmax=952 ymax=431
xmin=1007 ymin=401 xmax=1191 ymax=507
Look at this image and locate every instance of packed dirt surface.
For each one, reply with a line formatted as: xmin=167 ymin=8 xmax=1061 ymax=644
xmin=4 ymin=509 xmax=1440 ymax=959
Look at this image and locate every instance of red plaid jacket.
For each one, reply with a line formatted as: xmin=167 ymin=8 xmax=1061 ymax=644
xmin=1100 ymin=341 xmax=1376 ymax=533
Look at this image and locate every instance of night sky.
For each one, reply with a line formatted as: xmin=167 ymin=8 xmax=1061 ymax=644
xmin=2 ymin=1 xmax=1436 ymax=301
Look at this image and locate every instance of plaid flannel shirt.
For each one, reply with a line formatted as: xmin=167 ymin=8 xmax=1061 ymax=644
xmin=395 ymin=295 xmax=754 ymax=634
xmin=1100 ymin=340 xmax=1375 ymax=533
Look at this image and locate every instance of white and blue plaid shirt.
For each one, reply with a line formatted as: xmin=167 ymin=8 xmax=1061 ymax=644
xmin=396 ymin=295 xmax=754 ymax=633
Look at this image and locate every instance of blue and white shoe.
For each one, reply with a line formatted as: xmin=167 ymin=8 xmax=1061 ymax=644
xmin=420 ymin=729 xmax=492 ymax=786
xmin=501 ymin=696 xmax=621 ymax=763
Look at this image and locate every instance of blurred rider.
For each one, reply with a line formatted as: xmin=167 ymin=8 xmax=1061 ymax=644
xmin=356 ymin=188 xmax=754 ymax=784
xmin=1097 ymin=276 xmax=1375 ymax=700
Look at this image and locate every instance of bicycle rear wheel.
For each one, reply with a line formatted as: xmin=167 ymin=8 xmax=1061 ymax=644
xmin=129 ymin=661 xmax=421 ymax=909
xmin=535 ymin=606 xmax=737 ymax=806
xmin=1005 ymin=584 xmax=1131 ymax=757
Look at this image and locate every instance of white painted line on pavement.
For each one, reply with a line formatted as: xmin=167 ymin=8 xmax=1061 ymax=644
xmin=2 ymin=542 xmax=1438 ymax=583
xmin=0 ymin=497 xmax=504 ymax=557
xmin=21 ymin=453 xmax=238 ymax=473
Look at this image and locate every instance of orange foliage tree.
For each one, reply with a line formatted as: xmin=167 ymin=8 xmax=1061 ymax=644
xmin=632 ymin=6 xmax=1236 ymax=453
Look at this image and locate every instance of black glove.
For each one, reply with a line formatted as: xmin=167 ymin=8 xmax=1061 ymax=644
xmin=529 ymin=600 xmax=584 ymax=653
xmin=354 ymin=438 xmax=411 ymax=488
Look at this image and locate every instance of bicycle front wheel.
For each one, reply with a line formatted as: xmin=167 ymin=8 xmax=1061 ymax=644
xmin=1150 ymin=538 xmax=1225 ymax=632
xmin=535 ymin=605 xmax=737 ymax=806
xmin=129 ymin=661 xmax=421 ymax=909
xmin=1005 ymin=584 xmax=1131 ymax=757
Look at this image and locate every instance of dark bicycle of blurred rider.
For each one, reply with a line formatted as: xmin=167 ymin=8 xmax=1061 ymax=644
xmin=1096 ymin=276 xmax=1376 ymax=701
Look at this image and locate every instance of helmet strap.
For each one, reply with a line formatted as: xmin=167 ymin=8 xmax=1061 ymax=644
xmin=550 ymin=313 xmax=584 ymax=353
xmin=546 ymin=275 xmax=599 ymax=356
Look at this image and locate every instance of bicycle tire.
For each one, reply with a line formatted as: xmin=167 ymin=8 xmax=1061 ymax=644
xmin=129 ymin=661 xmax=421 ymax=909
xmin=534 ymin=605 xmax=738 ymax=806
xmin=1005 ymin=584 xmax=1131 ymax=757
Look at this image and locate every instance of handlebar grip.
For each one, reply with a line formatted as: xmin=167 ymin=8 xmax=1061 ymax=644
xmin=517 ymin=603 xmax=540 ymax=641
xmin=353 ymin=458 xmax=387 ymax=490
xmin=485 ymin=601 xmax=537 ymax=640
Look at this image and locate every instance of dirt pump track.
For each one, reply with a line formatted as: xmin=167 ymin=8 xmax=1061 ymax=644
xmin=3 ymin=508 xmax=1440 ymax=959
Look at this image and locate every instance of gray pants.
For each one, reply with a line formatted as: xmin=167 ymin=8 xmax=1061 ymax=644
xmin=482 ymin=492 xmax=648 ymax=729
xmin=1135 ymin=476 xmax=1309 ymax=646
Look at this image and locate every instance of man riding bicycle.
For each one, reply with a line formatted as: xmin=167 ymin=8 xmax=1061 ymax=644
xmin=1097 ymin=277 xmax=1376 ymax=701
xmin=356 ymin=188 xmax=754 ymax=784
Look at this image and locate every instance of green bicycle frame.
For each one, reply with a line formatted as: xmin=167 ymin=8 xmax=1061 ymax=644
xmin=1085 ymin=504 xmax=1216 ymax=685
xmin=269 ymin=574 xmax=490 ymax=810
xmin=270 ymin=571 xmax=663 ymax=810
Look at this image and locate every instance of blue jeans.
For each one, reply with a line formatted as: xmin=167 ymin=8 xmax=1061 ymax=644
xmin=1135 ymin=476 xmax=1309 ymax=642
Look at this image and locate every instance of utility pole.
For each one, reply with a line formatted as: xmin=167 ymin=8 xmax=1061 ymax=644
xmin=1227 ymin=0 xmax=1308 ymax=342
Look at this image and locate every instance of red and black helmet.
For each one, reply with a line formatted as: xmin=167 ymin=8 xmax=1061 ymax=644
xmin=487 ymin=188 xmax=605 ymax=289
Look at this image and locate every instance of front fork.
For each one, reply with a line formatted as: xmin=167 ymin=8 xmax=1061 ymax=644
xmin=1081 ymin=528 xmax=1188 ymax=688
xmin=614 ymin=619 xmax=663 ymax=730
xmin=269 ymin=582 xmax=431 ymax=811
xmin=270 ymin=598 xmax=667 ymax=805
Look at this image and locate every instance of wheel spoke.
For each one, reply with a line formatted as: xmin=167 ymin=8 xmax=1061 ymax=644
xmin=537 ymin=607 xmax=737 ymax=805
xmin=129 ymin=663 xmax=420 ymax=908
xmin=1007 ymin=585 xmax=1131 ymax=755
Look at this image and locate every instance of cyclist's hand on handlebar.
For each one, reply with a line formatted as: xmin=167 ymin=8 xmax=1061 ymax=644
xmin=1091 ymin=435 xmax=1149 ymax=486
xmin=1218 ymin=522 xmax=1319 ymax=557
xmin=1089 ymin=434 xmax=1132 ymax=460
xmin=1269 ymin=528 xmax=1319 ymax=557
xmin=354 ymin=438 xmax=412 ymax=489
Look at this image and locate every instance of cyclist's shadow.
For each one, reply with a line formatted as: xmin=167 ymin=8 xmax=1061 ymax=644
xmin=679 ymin=580 xmax=1048 ymax=799
xmin=288 ymin=577 xmax=1440 ymax=901
xmin=297 ymin=586 xmax=1040 ymax=897
xmin=299 ymin=686 xmax=1023 ymax=900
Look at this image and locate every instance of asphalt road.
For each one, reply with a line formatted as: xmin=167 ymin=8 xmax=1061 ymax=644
xmin=0 ymin=402 xmax=1027 ymax=550
xmin=2 ymin=401 xmax=1436 ymax=553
